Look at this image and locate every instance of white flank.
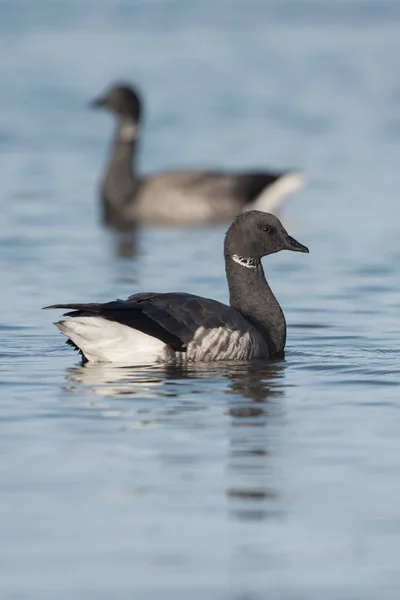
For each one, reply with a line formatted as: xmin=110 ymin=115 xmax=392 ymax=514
xmin=56 ymin=317 xmax=165 ymax=364
xmin=249 ymin=171 xmax=308 ymax=214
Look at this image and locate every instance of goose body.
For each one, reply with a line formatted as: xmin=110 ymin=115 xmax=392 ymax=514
xmin=52 ymin=294 xmax=270 ymax=364
xmin=92 ymin=84 xmax=308 ymax=229
xmin=45 ymin=212 xmax=309 ymax=365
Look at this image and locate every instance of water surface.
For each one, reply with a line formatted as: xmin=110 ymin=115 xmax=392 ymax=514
xmin=1 ymin=1 xmax=400 ymax=598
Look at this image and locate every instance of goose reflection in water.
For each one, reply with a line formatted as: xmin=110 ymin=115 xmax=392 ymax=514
xmin=224 ymin=361 xmax=285 ymax=522
xmin=64 ymin=360 xmax=286 ymax=521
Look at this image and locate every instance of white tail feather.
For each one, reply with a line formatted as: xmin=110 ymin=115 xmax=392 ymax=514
xmin=56 ymin=317 xmax=165 ymax=364
xmin=248 ymin=171 xmax=308 ymax=214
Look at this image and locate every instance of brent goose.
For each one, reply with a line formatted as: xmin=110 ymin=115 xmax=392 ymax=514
xmin=91 ymin=84 xmax=308 ymax=229
xmin=44 ymin=211 xmax=309 ymax=364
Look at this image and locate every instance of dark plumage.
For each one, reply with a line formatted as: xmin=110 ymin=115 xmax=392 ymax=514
xmin=91 ymin=83 xmax=308 ymax=230
xmin=44 ymin=212 xmax=309 ymax=365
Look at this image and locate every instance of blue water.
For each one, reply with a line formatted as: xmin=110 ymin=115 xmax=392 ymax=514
xmin=1 ymin=1 xmax=400 ymax=598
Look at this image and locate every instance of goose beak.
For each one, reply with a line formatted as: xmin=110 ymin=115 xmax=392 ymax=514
xmin=90 ymin=96 xmax=106 ymax=109
xmin=284 ymin=235 xmax=309 ymax=253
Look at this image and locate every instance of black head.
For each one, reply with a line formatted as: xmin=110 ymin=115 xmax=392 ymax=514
xmin=224 ymin=210 xmax=309 ymax=260
xmin=90 ymin=84 xmax=142 ymax=122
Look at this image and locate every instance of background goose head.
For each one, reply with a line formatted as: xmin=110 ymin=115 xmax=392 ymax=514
xmin=224 ymin=210 xmax=309 ymax=261
xmin=90 ymin=84 xmax=142 ymax=138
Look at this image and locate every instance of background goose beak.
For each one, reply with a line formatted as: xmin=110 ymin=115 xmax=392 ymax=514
xmin=89 ymin=96 xmax=106 ymax=109
xmin=284 ymin=235 xmax=309 ymax=253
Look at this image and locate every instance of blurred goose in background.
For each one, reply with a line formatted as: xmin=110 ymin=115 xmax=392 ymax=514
xmin=44 ymin=211 xmax=309 ymax=364
xmin=91 ymin=84 xmax=308 ymax=230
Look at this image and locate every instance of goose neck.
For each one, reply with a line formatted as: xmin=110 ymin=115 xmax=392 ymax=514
xmin=224 ymin=254 xmax=286 ymax=355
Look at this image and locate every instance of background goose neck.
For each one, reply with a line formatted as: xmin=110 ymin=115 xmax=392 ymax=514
xmin=103 ymin=120 xmax=139 ymax=187
xmin=100 ymin=124 xmax=140 ymax=223
xmin=110 ymin=120 xmax=139 ymax=172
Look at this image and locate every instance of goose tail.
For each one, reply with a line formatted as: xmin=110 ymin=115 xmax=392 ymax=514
xmin=46 ymin=310 xmax=165 ymax=365
xmin=250 ymin=171 xmax=308 ymax=214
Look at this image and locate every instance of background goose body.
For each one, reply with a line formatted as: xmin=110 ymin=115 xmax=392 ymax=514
xmin=45 ymin=212 xmax=309 ymax=364
xmin=125 ymin=170 xmax=306 ymax=226
xmin=93 ymin=84 xmax=308 ymax=229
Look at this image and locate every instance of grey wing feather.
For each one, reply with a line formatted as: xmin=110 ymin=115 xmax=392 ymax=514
xmin=138 ymin=293 xmax=269 ymax=361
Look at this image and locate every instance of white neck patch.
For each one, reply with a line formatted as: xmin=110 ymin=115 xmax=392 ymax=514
xmin=119 ymin=122 xmax=139 ymax=142
xmin=232 ymin=255 xmax=259 ymax=269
